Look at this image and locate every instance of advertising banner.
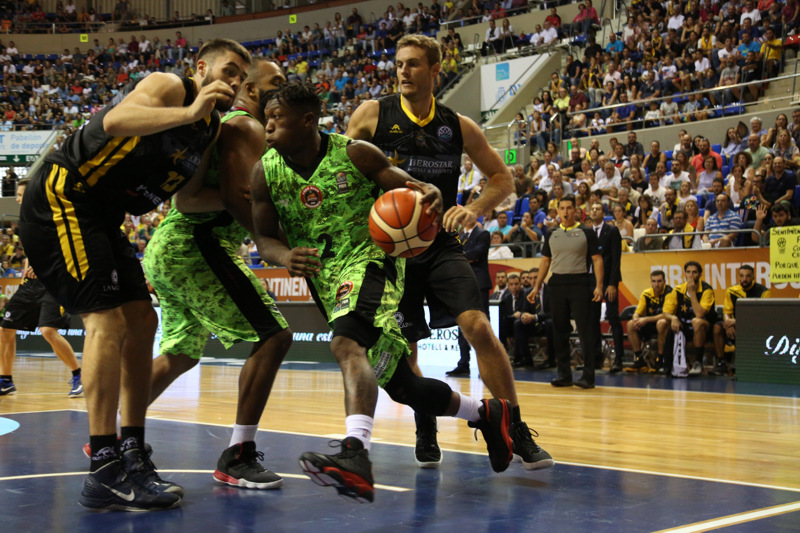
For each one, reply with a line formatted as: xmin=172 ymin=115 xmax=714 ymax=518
xmin=484 ymin=248 xmax=799 ymax=311
xmin=769 ymin=226 xmax=800 ymax=283
xmin=0 ymin=131 xmax=57 ymax=156
xmin=480 ymin=55 xmax=546 ymax=117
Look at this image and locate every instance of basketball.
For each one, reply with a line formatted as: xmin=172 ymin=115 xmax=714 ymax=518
xmin=369 ymin=188 xmax=438 ymax=258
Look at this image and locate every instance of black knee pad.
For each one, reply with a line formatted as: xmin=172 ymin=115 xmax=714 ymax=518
xmin=384 ymin=359 xmax=452 ymax=416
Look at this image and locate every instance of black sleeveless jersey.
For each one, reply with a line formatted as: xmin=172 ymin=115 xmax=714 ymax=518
xmin=45 ymin=75 xmax=221 ymax=216
xmin=372 ymin=94 xmax=463 ymax=212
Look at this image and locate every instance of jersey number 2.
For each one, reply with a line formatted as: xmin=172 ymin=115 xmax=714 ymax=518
xmin=318 ymin=233 xmax=335 ymax=260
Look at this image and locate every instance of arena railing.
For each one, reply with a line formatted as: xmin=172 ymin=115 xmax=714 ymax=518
xmin=563 ymin=69 xmax=800 ymax=126
xmin=633 ymin=228 xmax=766 ymax=250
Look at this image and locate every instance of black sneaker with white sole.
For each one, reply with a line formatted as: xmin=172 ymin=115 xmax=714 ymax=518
xmin=213 ymin=441 xmax=283 ymax=489
xmin=511 ymin=421 xmax=555 ymax=471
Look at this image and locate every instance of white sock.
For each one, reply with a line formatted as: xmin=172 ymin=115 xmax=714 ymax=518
xmin=455 ymin=393 xmax=482 ymax=422
xmin=116 ymin=412 xmax=121 ymax=437
xmin=230 ymin=424 xmax=259 ymax=447
xmin=345 ymin=414 xmax=374 ymax=451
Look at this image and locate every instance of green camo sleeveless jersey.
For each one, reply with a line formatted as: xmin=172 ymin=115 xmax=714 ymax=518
xmin=144 ymin=108 xmax=287 ymax=359
xmin=158 ymin=108 xmax=255 ymax=244
xmin=262 ymin=132 xmax=409 ymax=385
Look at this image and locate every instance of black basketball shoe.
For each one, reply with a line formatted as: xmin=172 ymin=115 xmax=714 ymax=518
xmin=467 ymin=398 xmax=513 ymax=473
xmin=79 ymin=460 xmax=181 ymax=511
xmin=511 ymin=421 xmax=555 ymax=470
xmin=299 ymin=437 xmax=374 ymax=503
xmin=414 ymin=412 xmax=442 ymax=469
xmin=122 ymin=447 xmax=184 ymax=497
xmin=213 ymin=441 xmax=283 ymax=489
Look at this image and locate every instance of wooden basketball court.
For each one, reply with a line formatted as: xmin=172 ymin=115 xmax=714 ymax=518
xmin=1 ymin=354 xmax=798 ymax=531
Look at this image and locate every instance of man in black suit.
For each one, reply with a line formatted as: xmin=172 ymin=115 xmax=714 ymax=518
xmin=447 ymin=220 xmax=491 ymax=376
xmin=489 ymin=270 xmax=508 ymax=301
xmin=512 ymin=268 xmax=556 ymax=368
xmin=498 ymin=273 xmax=525 ymax=357
xmin=588 ymin=202 xmax=625 ymax=373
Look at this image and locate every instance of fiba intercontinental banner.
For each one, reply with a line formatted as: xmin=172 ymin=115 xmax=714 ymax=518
xmin=2 ymin=249 xmax=797 ymax=305
xmin=482 ymin=247 xmax=799 ymax=310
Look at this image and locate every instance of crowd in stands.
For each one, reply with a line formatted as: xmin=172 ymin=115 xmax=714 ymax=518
xmin=2 ymin=0 xmax=798 ymax=261
xmin=512 ymin=0 xmax=799 ymax=142
xmin=461 ymin=123 xmax=800 ymax=255
xmin=0 ymin=0 xmax=218 ymax=34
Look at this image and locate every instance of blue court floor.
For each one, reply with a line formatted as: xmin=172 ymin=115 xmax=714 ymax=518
xmin=1 ymin=410 xmax=799 ymax=532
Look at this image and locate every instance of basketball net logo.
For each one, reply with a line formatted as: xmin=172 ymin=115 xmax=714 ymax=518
xmin=301 ymin=185 xmax=323 ymax=209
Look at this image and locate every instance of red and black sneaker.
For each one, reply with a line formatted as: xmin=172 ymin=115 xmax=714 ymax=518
xmin=468 ymin=398 xmax=513 ymax=473
xmin=299 ymin=437 xmax=374 ymax=503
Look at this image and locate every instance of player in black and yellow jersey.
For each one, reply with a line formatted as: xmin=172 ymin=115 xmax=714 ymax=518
xmin=625 ymin=269 xmax=672 ymax=373
xmin=711 ymin=265 xmax=770 ymax=376
xmin=347 ymin=33 xmax=553 ymax=473
xmin=19 ymin=38 xmax=251 ymax=512
xmin=659 ymin=261 xmax=718 ymax=377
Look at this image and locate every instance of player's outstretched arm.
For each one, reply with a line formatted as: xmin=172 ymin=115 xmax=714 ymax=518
xmin=442 ymin=115 xmax=513 ymax=232
xmin=218 ymin=117 xmax=268 ymax=234
xmin=250 ymin=160 xmax=322 ymax=276
xmin=103 ymin=73 xmax=235 ymax=137
xmin=347 ymin=140 xmax=443 ymax=216
xmin=344 ymin=100 xmax=380 ymax=140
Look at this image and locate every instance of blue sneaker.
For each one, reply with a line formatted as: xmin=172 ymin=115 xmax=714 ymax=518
xmin=0 ymin=379 xmax=16 ymax=396
xmin=68 ymin=375 xmax=84 ymax=398
xmin=79 ymin=459 xmax=181 ymax=511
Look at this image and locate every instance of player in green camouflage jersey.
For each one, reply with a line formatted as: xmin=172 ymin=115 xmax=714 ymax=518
xmin=251 ymin=82 xmax=519 ymax=503
xmin=142 ymin=59 xmax=292 ymax=490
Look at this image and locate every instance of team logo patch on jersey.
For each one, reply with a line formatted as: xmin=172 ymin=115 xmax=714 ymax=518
xmin=414 ymin=131 xmax=426 ymax=148
xmin=333 ymin=297 xmax=350 ymax=314
xmin=437 ymin=126 xmax=453 ymax=141
xmin=335 ymin=172 xmax=350 ymax=193
xmin=390 ymin=124 xmax=403 ymax=134
xmin=336 ymin=281 xmax=353 ymax=300
xmin=300 ymin=185 xmax=323 ymax=209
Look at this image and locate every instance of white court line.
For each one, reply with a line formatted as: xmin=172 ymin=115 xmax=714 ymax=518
xmin=138 ymin=412 xmax=800 ymax=494
xmin=0 ymin=470 xmax=409 ymax=492
xmin=3 ymin=410 xmax=798 ymax=495
xmin=653 ymin=500 xmax=800 ymax=532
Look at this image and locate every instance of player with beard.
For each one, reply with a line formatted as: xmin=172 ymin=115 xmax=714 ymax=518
xmin=19 ymin=38 xmax=250 ymax=511
xmin=347 ymin=34 xmax=554 ymax=471
xmin=711 ymin=265 xmax=770 ymax=375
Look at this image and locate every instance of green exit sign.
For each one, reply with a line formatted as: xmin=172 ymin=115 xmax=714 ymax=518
xmin=504 ymin=149 xmax=516 ymax=165
xmin=0 ymin=154 xmax=39 ymax=164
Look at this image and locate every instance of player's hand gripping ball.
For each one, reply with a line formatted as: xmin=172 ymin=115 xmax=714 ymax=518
xmin=369 ymin=188 xmax=438 ymax=257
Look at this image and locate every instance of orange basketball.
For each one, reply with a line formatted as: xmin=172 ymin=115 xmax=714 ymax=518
xmin=369 ymin=188 xmax=438 ymax=257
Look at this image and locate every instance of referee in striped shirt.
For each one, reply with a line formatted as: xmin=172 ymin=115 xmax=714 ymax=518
xmin=528 ymin=195 xmax=604 ymax=389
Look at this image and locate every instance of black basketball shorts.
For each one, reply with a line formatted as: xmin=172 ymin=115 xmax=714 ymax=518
xmin=18 ymin=163 xmax=150 ymax=315
xmin=0 ymin=278 xmax=70 ymax=331
xmin=397 ymin=232 xmax=485 ymax=343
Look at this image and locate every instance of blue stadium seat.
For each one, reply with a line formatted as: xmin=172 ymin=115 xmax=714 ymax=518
xmin=666 ymin=160 xmax=672 ymax=172
xmin=456 ymin=192 xmax=463 ymax=205
xmin=794 ymin=185 xmax=800 ymax=210
xmin=513 ymin=198 xmax=525 ymax=216
xmin=722 ymin=165 xmax=730 ymax=177
xmin=518 ymin=198 xmax=531 ymax=217
xmin=711 ymin=144 xmax=722 ymax=154
xmin=665 ymin=150 xmax=673 ymax=160
xmin=699 ymin=208 xmax=705 ymax=216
